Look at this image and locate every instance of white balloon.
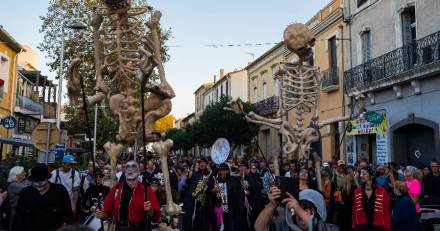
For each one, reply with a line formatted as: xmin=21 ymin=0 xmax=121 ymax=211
xmin=211 ymin=138 xmax=230 ymax=165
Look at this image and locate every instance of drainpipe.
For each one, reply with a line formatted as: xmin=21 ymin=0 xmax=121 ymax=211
xmin=339 ymin=24 xmax=346 ymax=160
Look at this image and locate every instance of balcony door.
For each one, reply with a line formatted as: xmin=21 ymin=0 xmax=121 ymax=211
xmin=328 ymin=36 xmax=338 ymax=75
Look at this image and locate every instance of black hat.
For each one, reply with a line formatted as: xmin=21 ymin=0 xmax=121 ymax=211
xmin=29 ymin=164 xmax=49 ymax=182
xmin=218 ymin=163 xmax=229 ymax=171
xmin=198 ymin=157 xmax=208 ymax=163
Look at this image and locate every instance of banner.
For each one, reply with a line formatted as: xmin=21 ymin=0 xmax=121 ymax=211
xmin=346 ymin=114 xmax=387 ymax=136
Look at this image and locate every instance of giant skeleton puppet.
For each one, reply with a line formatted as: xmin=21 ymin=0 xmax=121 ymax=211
xmin=225 ymin=24 xmax=365 ymax=191
xmin=67 ymin=0 xmax=181 ymax=222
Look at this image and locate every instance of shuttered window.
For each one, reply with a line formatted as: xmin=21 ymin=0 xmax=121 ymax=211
xmin=361 ymin=31 xmax=371 ymax=63
xmin=402 ymin=7 xmax=416 ymax=45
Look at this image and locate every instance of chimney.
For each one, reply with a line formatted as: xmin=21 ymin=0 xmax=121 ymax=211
xmin=220 ymin=69 xmax=225 ymax=78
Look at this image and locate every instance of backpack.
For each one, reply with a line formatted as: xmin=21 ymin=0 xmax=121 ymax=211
xmin=55 ymin=168 xmax=76 ymax=193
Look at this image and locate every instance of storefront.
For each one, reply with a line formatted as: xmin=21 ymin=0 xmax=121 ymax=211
xmin=345 ymin=111 xmax=388 ymax=165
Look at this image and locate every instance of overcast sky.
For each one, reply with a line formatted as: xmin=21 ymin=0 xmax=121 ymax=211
xmin=1 ymin=0 xmax=331 ymax=118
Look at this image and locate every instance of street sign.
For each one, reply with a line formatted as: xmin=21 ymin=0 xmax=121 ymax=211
xmin=55 ymin=144 xmax=66 ymax=156
xmin=2 ymin=116 xmax=17 ymax=129
xmin=211 ymin=138 xmax=230 ymax=165
xmin=364 ymin=111 xmax=384 ymax=125
xmin=31 ymin=122 xmax=60 ymax=151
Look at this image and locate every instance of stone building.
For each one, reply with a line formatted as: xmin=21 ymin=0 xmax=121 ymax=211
xmin=344 ymin=0 xmax=440 ymax=166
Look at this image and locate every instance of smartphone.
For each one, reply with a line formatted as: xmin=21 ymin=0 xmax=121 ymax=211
xmin=276 ymin=176 xmax=299 ymax=201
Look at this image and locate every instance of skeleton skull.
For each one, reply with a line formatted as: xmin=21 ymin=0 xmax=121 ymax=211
xmin=283 ymin=23 xmax=315 ymax=60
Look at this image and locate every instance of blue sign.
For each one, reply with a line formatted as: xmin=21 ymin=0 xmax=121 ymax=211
xmin=55 ymin=144 xmax=66 ymax=156
xmin=2 ymin=116 xmax=17 ymax=129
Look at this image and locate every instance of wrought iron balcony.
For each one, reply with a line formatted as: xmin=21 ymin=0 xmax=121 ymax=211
xmin=254 ymin=96 xmax=279 ymax=116
xmin=345 ymin=30 xmax=440 ymax=93
xmin=15 ymin=95 xmax=43 ymax=114
xmin=321 ymin=67 xmax=339 ymax=92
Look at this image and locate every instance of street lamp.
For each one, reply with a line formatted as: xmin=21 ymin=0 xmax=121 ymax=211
xmin=56 ymin=22 xmax=87 ymax=130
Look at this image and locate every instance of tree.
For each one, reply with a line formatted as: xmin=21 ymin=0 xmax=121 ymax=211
xmin=199 ymin=96 xmax=259 ymax=152
xmin=39 ymin=0 xmax=172 ymax=146
xmin=153 ymin=114 xmax=175 ymax=133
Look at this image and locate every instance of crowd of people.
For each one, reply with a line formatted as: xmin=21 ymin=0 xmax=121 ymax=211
xmin=0 ymin=151 xmax=439 ymax=231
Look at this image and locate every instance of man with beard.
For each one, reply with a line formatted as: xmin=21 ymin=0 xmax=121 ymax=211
xmin=239 ymin=161 xmax=263 ymax=231
xmin=182 ymin=157 xmax=212 ymax=231
xmin=210 ymin=163 xmax=245 ymax=231
xmin=96 ymin=160 xmax=160 ymax=230
xmin=13 ymin=164 xmax=73 ymax=231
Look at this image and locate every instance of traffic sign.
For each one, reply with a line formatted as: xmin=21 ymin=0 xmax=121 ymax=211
xmin=2 ymin=116 xmax=17 ymax=129
xmin=31 ymin=122 xmax=60 ymax=151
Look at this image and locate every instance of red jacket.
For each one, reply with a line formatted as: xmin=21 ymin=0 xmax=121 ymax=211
xmin=352 ymin=186 xmax=391 ymax=231
xmin=103 ymin=181 xmax=160 ymax=223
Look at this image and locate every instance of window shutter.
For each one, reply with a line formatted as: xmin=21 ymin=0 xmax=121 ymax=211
xmin=361 ymin=31 xmax=371 ymax=63
xmin=402 ymin=12 xmax=412 ymax=46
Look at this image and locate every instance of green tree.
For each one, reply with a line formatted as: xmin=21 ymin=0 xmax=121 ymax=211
xmin=199 ymin=96 xmax=259 ymax=152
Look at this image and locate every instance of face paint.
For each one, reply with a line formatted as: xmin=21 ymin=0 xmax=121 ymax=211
xmin=125 ymin=161 xmax=139 ymax=180
xmin=33 ymin=180 xmax=49 ymax=192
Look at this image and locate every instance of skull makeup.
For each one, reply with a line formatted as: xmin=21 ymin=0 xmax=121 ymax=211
xmin=32 ymin=180 xmax=49 ymax=193
xmin=125 ymin=160 xmax=139 ymax=181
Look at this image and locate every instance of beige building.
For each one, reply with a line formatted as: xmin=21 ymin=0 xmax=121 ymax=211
xmin=306 ymin=0 xmax=349 ymax=161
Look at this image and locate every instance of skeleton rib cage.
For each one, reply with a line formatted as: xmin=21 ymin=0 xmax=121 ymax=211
xmin=99 ymin=6 xmax=149 ymax=85
xmin=281 ymin=62 xmax=320 ymax=128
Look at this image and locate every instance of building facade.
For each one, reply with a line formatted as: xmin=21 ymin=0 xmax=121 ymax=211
xmin=307 ymin=0 xmax=349 ymax=161
xmin=344 ymin=0 xmax=440 ymax=166
xmin=0 ymin=26 xmax=22 ymax=157
xmin=246 ymin=43 xmax=285 ymax=159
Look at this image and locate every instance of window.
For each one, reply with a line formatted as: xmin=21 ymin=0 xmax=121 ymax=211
xmin=328 ymin=36 xmax=338 ymax=72
xmin=225 ymin=81 xmax=229 ymax=96
xmin=253 ymin=87 xmax=258 ymax=102
xmin=272 ymin=66 xmax=280 ymax=97
xmin=357 ymin=0 xmax=368 ymax=8
xmin=402 ymin=7 xmax=416 ymax=45
xmin=263 ymin=81 xmax=267 ymax=99
xmin=361 ymin=31 xmax=371 ymax=63
xmin=0 ymin=55 xmax=10 ymax=98
xmin=220 ymin=85 xmax=223 ymax=97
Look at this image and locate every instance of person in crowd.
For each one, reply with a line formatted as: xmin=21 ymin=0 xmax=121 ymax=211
xmin=101 ymin=165 xmax=112 ymax=188
xmin=391 ymin=181 xmax=420 ymax=231
xmin=182 ymin=157 xmax=212 ymax=231
xmin=239 ymin=161 xmax=262 ymax=230
xmin=332 ymin=160 xmax=355 ymax=231
xmin=375 ymin=164 xmax=390 ymax=189
xmin=403 ymin=166 xmax=422 ymax=216
xmin=424 ymin=160 xmax=440 ymax=199
xmin=80 ymin=171 xmax=110 ymax=219
xmin=352 ymin=167 xmax=391 ymax=231
xmin=142 ymin=159 xmax=156 ymax=186
xmin=281 ymin=162 xmax=290 ymax=177
xmin=299 ymin=168 xmax=310 ymax=191
xmin=321 ymin=167 xmax=334 ymax=222
xmin=13 ymin=164 xmax=73 ymax=231
xmin=285 ymin=160 xmax=299 ymax=179
xmin=7 ymin=166 xmax=28 ymax=229
xmin=49 ymin=154 xmax=81 ymax=215
xmin=82 ymin=161 xmax=98 ymax=192
xmin=262 ymin=162 xmax=276 ymax=196
xmin=397 ymin=163 xmax=406 ymax=180
xmin=96 ymin=160 xmax=160 ymax=230
xmin=210 ymin=163 xmax=245 ymax=231
xmin=255 ymin=186 xmax=339 ymax=231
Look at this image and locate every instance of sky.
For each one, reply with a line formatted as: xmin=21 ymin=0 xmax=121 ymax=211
xmin=0 ymin=0 xmax=331 ymax=119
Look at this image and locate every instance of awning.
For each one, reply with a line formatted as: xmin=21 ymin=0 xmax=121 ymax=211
xmin=0 ymin=137 xmax=35 ymax=147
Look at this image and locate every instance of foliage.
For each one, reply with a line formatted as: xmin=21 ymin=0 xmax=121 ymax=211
xmin=166 ymin=97 xmax=259 ymax=153
xmin=64 ymin=105 xmax=118 ymax=149
xmin=39 ymin=0 xmax=172 ymax=148
xmin=153 ymin=114 xmax=175 ymax=134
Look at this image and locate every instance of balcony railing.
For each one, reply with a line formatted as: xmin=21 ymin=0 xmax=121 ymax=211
xmin=321 ymin=67 xmax=339 ymax=92
xmin=345 ymin=30 xmax=440 ymax=92
xmin=15 ymin=95 xmax=43 ymax=114
xmin=254 ymin=96 xmax=279 ymax=116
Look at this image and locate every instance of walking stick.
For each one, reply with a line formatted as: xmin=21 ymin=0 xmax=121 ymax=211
xmin=80 ymin=74 xmax=105 ymax=230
